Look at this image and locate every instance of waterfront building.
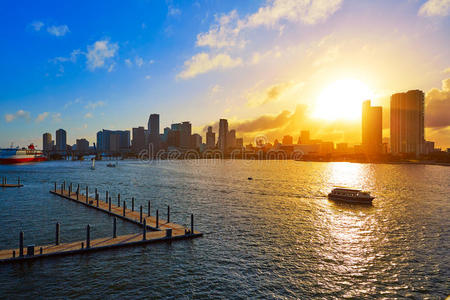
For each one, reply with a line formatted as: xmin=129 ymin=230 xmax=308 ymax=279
xmin=236 ymin=138 xmax=244 ymax=148
xmin=227 ymin=129 xmax=236 ymax=149
xmin=132 ymin=127 xmax=146 ymax=153
xmin=218 ymin=119 xmax=228 ymax=151
xmin=282 ymin=135 xmax=293 ymax=145
xmin=191 ymin=134 xmax=202 ymax=149
xmin=43 ymin=133 xmax=52 ymax=152
xmin=206 ymin=126 xmax=215 ymax=148
xmin=299 ymin=130 xmax=310 ymax=144
xmin=362 ymin=100 xmax=382 ymax=154
xmin=97 ymin=130 xmax=130 ymax=153
xmin=56 ymin=129 xmax=67 ymax=152
xmin=180 ymin=121 xmax=192 ymax=149
xmin=76 ymin=139 xmax=89 ymax=154
xmin=390 ymin=90 xmax=425 ymax=156
xmin=148 ymin=114 xmax=160 ymax=149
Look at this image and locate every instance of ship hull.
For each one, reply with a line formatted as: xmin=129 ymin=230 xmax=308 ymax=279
xmin=328 ymin=194 xmax=374 ymax=204
xmin=0 ymin=156 xmax=47 ymax=164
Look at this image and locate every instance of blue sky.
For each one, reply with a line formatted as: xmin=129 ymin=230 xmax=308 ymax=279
xmin=1 ymin=0 xmax=450 ymax=148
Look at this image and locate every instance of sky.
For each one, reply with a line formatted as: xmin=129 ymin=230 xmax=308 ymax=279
xmin=1 ymin=0 xmax=449 ymax=148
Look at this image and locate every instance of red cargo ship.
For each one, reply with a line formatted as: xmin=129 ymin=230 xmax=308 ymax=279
xmin=0 ymin=144 xmax=47 ymax=164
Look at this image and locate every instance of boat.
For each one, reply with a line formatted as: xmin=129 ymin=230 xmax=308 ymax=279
xmin=107 ymin=162 xmax=117 ymax=168
xmin=0 ymin=144 xmax=47 ymax=164
xmin=328 ymin=187 xmax=374 ymax=204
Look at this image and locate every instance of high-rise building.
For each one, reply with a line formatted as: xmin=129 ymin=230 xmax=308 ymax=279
xmin=148 ymin=114 xmax=160 ymax=149
xmin=282 ymin=135 xmax=293 ymax=145
xmin=218 ymin=119 xmax=228 ymax=151
xmin=43 ymin=133 xmax=52 ymax=152
xmin=109 ymin=134 xmax=121 ymax=153
xmin=236 ymin=138 xmax=244 ymax=148
xmin=97 ymin=130 xmax=130 ymax=153
xmin=132 ymin=127 xmax=146 ymax=153
xmin=179 ymin=121 xmax=192 ymax=149
xmin=76 ymin=138 xmax=89 ymax=153
xmin=56 ymin=129 xmax=67 ymax=152
xmin=227 ymin=129 xmax=236 ymax=149
xmin=206 ymin=126 xmax=216 ymax=148
xmin=299 ymin=131 xmax=310 ymax=144
xmin=390 ymin=90 xmax=424 ymax=156
xmin=191 ymin=134 xmax=202 ymax=149
xmin=362 ymin=100 xmax=382 ymax=154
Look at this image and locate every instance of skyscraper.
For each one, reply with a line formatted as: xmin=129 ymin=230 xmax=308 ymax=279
xmin=132 ymin=127 xmax=146 ymax=153
xmin=56 ymin=129 xmax=67 ymax=152
xmin=206 ymin=126 xmax=215 ymax=148
xmin=282 ymin=135 xmax=293 ymax=145
xmin=227 ymin=129 xmax=236 ymax=149
xmin=299 ymin=131 xmax=310 ymax=144
xmin=218 ymin=119 xmax=228 ymax=151
xmin=362 ymin=100 xmax=382 ymax=154
xmin=43 ymin=133 xmax=52 ymax=152
xmin=97 ymin=130 xmax=130 ymax=153
xmin=390 ymin=90 xmax=424 ymax=156
xmin=76 ymin=139 xmax=89 ymax=153
xmin=148 ymin=114 xmax=160 ymax=149
xmin=179 ymin=121 xmax=192 ymax=149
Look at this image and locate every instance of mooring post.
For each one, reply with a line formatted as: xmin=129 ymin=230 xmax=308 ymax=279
xmin=132 ymin=197 xmax=135 ymax=211
xmin=54 ymin=182 xmax=56 ymax=192
xmin=167 ymin=205 xmax=170 ymax=223
xmin=118 ymin=193 xmax=120 ymax=207
xmin=166 ymin=228 xmax=172 ymax=238
xmin=96 ymin=193 xmax=99 ymax=207
xmin=143 ymin=219 xmax=147 ymax=240
xmin=109 ymin=197 xmax=112 ymax=212
xmin=12 ymin=250 xmax=16 ymax=258
xmin=95 ymin=188 xmax=97 ymax=196
xmin=56 ymin=222 xmax=60 ymax=245
xmin=156 ymin=209 xmax=159 ymax=228
xmin=69 ymin=183 xmax=72 ymax=194
xmin=77 ymin=185 xmax=79 ymax=200
xmin=63 ymin=181 xmax=66 ymax=191
xmin=113 ymin=217 xmax=117 ymax=238
xmin=123 ymin=201 xmax=126 ymax=216
xmin=140 ymin=206 xmax=143 ymax=223
xmin=86 ymin=224 xmax=91 ymax=249
xmin=27 ymin=245 xmax=35 ymax=256
xmin=40 ymin=247 xmax=43 ymax=255
xmin=148 ymin=200 xmax=151 ymax=217
xmin=19 ymin=231 xmax=24 ymax=257
xmin=81 ymin=242 xmax=84 ymax=249
xmin=60 ymin=183 xmax=63 ymax=195
xmin=86 ymin=186 xmax=89 ymax=203
xmin=191 ymin=214 xmax=194 ymax=234
xmin=106 ymin=191 xmax=109 ymax=203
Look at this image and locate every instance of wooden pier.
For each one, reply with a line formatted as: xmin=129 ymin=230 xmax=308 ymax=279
xmin=0 ymin=182 xmax=202 ymax=263
xmin=0 ymin=176 xmax=23 ymax=188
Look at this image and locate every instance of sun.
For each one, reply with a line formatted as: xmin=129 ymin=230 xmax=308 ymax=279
xmin=311 ymin=79 xmax=374 ymax=121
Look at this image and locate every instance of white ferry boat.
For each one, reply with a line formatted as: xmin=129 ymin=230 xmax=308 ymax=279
xmin=0 ymin=144 xmax=47 ymax=164
xmin=328 ymin=187 xmax=374 ymax=204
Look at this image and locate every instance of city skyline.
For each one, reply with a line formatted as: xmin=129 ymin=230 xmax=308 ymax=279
xmin=1 ymin=1 xmax=450 ymax=149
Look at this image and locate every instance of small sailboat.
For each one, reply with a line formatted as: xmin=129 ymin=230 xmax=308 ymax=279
xmin=90 ymin=158 xmax=95 ymax=170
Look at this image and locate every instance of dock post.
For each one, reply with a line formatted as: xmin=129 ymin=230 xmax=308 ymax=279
xmin=56 ymin=222 xmax=60 ymax=245
xmin=143 ymin=219 xmax=147 ymax=240
xmin=27 ymin=245 xmax=35 ymax=256
xmin=167 ymin=205 xmax=170 ymax=223
xmin=132 ymin=197 xmax=135 ymax=211
xmin=86 ymin=186 xmax=88 ymax=203
xmin=113 ymin=217 xmax=117 ymax=238
xmin=166 ymin=228 xmax=172 ymax=238
xmin=86 ymin=224 xmax=91 ymax=248
xmin=156 ymin=209 xmax=159 ymax=228
xmin=95 ymin=188 xmax=97 ymax=196
xmin=106 ymin=191 xmax=109 ymax=203
xmin=96 ymin=193 xmax=99 ymax=207
xmin=118 ymin=193 xmax=120 ymax=207
xmin=109 ymin=197 xmax=112 ymax=212
xmin=81 ymin=242 xmax=84 ymax=249
xmin=18 ymin=177 xmax=20 ymax=186
xmin=140 ymin=206 xmax=143 ymax=223
xmin=191 ymin=214 xmax=194 ymax=234
xmin=148 ymin=201 xmax=151 ymax=217
xmin=19 ymin=231 xmax=24 ymax=257
xmin=69 ymin=183 xmax=72 ymax=195
xmin=54 ymin=182 xmax=56 ymax=192
xmin=60 ymin=183 xmax=63 ymax=195
xmin=123 ymin=201 xmax=126 ymax=216
xmin=63 ymin=181 xmax=66 ymax=191
xmin=12 ymin=250 xmax=16 ymax=258
xmin=40 ymin=247 xmax=43 ymax=255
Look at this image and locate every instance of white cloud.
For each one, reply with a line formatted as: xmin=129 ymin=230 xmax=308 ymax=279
xmin=36 ymin=112 xmax=49 ymax=123
xmin=149 ymin=59 xmax=155 ymax=64
xmin=210 ymin=84 xmax=223 ymax=95
xmin=177 ymin=53 xmax=242 ymax=79
xmin=145 ymin=75 xmax=151 ymax=80
xmin=125 ymin=59 xmax=132 ymax=67
xmin=168 ymin=5 xmax=182 ymax=16
xmin=85 ymin=101 xmax=106 ymax=110
xmin=31 ymin=21 xmax=44 ymax=31
xmin=51 ymin=49 xmax=81 ymax=63
xmin=86 ymin=40 xmax=118 ymax=71
xmin=52 ymin=113 xmax=62 ymax=123
xmin=135 ymin=56 xmax=144 ymax=67
xmin=84 ymin=112 xmax=93 ymax=119
xmin=196 ymin=0 xmax=342 ymax=49
xmin=4 ymin=110 xmax=31 ymax=123
xmin=64 ymin=97 xmax=82 ymax=109
xmin=418 ymin=0 xmax=450 ymax=16
xmin=47 ymin=25 xmax=70 ymax=37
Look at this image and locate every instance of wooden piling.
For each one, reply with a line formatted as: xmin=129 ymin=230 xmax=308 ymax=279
xmin=132 ymin=197 xmax=135 ymax=212
xmin=109 ymin=197 xmax=112 ymax=212
xmin=86 ymin=225 xmax=91 ymax=249
xmin=123 ymin=201 xmax=126 ymax=216
xmin=113 ymin=217 xmax=117 ymax=238
xmin=148 ymin=200 xmax=151 ymax=217
xmin=143 ymin=219 xmax=147 ymax=240
xmin=140 ymin=206 xmax=143 ymax=223
xmin=106 ymin=191 xmax=109 ymax=203
xmin=166 ymin=228 xmax=172 ymax=238
xmin=19 ymin=231 xmax=24 ymax=257
xmin=191 ymin=214 xmax=194 ymax=235
xmin=56 ymin=222 xmax=60 ymax=245
xmin=167 ymin=205 xmax=170 ymax=223
xmin=54 ymin=182 xmax=56 ymax=192
xmin=156 ymin=210 xmax=159 ymax=228
xmin=96 ymin=193 xmax=99 ymax=207
xmin=85 ymin=186 xmax=88 ymax=204
xmin=118 ymin=194 xmax=120 ymax=207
